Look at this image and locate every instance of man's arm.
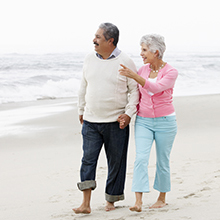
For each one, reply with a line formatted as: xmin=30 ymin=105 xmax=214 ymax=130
xmin=124 ymin=58 xmax=139 ymax=119
xmin=78 ymin=62 xmax=87 ymax=124
xmin=117 ymin=58 xmax=139 ymax=129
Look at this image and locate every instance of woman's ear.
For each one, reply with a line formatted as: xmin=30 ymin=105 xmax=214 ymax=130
xmin=154 ymin=50 xmax=159 ymax=58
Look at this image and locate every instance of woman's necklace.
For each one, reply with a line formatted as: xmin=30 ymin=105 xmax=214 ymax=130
xmin=150 ymin=62 xmax=165 ymax=73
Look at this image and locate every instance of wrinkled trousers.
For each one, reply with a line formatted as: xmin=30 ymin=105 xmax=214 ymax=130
xmin=78 ymin=120 xmax=129 ymax=203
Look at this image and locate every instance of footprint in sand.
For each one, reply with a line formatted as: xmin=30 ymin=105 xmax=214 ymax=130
xmin=49 ymin=195 xmax=62 ymax=203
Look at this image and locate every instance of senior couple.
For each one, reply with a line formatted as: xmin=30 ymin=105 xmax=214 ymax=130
xmin=73 ymin=23 xmax=178 ymax=214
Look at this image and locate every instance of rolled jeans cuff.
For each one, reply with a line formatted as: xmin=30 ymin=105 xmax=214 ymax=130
xmin=105 ymin=193 xmax=124 ymax=203
xmin=77 ymin=180 xmax=96 ymax=191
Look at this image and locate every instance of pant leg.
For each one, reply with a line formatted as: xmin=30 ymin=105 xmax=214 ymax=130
xmin=153 ymin=116 xmax=177 ymax=192
xmin=132 ymin=115 xmax=154 ymax=192
xmin=77 ymin=120 xmax=103 ymax=191
xmin=102 ymin=122 xmax=129 ymax=203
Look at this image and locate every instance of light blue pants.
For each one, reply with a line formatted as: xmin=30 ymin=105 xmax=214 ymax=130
xmin=132 ymin=115 xmax=177 ymax=193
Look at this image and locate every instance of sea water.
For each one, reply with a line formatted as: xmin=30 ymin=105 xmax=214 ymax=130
xmin=0 ymin=51 xmax=220 ymax=104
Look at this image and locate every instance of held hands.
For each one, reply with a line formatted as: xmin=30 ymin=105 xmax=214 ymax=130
xmin=119 ymin=64 xmax=135 ymax=79
xmin=80 ymin=114 xmax=130 ymax=129
xmin=117 ymin=114 xmax=131 ymax=129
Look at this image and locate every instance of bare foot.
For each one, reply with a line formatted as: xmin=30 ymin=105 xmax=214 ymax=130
xmin=105 ymin=201 xmax=115 ymax=211
xmin=129 ymin=204 xmax=142 ymax=212
xmin=149 ymin=200 xmax=167 ymax=209
xmin=72 ymin=205 xmax=91 ymax=214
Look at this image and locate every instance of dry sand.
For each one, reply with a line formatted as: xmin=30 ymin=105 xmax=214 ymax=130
xmin=1 ymin=95 xmax=220 ymax=220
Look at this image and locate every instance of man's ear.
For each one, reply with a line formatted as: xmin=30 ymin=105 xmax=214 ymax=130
xmin=108 ymin=38 xmax=114 ymax=45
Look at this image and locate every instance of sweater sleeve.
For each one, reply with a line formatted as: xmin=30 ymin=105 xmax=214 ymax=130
xmin=124 ymin=59 xmax=139 ymax=117
xmin=143 ymin=67 xmax=178 ymax=94
xmin=77 ymin=58 xmax=88 ymax=115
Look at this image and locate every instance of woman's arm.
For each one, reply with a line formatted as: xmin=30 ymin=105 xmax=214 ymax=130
xmin=143 ymin=69 xmax=178 ymax=94
xmin=120 ymin=64 xmax=178 ymax=94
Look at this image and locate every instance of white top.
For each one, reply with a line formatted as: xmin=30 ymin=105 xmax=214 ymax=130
xmin=78 ymin=52 xmax=139 ymax=122
xmin=147 ymin=77 xmax=157 ymax=96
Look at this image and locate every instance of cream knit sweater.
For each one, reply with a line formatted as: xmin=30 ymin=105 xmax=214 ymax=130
xmin=78 ymin=52 xmax=139 ymax=123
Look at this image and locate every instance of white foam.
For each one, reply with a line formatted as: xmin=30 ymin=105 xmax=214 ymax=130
xmin=1 ymin=52 xmax=220 ymax=103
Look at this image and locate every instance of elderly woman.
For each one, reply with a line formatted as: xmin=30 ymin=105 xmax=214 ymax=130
xmin=119 ymin=34 xmax=178 ymax=212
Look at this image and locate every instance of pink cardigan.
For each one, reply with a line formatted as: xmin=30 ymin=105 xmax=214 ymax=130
xmin=137 ymin=63 xmax=178 ymax=118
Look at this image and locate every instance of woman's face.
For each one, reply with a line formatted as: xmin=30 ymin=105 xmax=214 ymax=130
xmin=140 ymin=43 xmax=155 ymax=64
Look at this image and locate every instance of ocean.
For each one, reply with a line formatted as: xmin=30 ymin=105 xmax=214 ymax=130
xmin=0 ymin=51 xmax=220 ymax=104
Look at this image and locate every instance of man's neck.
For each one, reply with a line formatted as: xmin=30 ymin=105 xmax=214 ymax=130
xmin=99 ymin=47 xmax=116 ymax=60
xmin=97 ymin=47 xmax=122 ymax=60
xmin=101 ymin=52 xmax=113 ymax=60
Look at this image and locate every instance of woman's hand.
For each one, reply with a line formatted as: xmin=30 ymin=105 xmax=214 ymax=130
xmin=119 ymin=64 xmax=135 ymax=79
xmin=119 ymin=64 xmax=146 ymax=87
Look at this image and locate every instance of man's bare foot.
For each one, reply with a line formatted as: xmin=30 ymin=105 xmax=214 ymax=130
xmin=105 ymin=201 xmax=115 ymax=211
xmin=129 ymin=203 xmax=142 ymax=212
xmin=149 ymin=200 xmax=167 ymax=209
xmin=72 ymin=205 xmax=91 ymax=214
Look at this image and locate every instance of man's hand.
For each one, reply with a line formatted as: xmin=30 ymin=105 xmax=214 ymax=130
xmin=79 ymin=115 xmax=83 ymax=124
xmin=117 ymin=114 xmax=131 ymax=129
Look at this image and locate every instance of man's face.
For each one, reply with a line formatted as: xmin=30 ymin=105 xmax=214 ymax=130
xmin=93 ymin=28 xmax=111 ymax=55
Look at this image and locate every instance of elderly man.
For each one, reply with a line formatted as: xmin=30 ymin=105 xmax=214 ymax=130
xmin=73 ymin=23 xmax=139 ymax=214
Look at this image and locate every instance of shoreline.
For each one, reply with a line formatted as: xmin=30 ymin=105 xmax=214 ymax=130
xmin=1 ymin=94 xmax=220 ymax=219
xmin=1 ymin=92 xmax=220 ymax=107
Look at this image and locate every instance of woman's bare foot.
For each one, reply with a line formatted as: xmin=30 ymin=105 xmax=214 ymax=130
xmin=129 ymin=203 xmax=142 ymax=212
xmin=72 ymin=205 xmax=91 ymax=214
xmin=105 ymin=201 xmax=115 ymax=211
xmin=149 ymin=200 xmax=167 ymax=209
xmin=130 ymin=192 xmax=143 ymax=212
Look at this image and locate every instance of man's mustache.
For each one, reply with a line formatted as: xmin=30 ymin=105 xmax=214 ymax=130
xmin=94 ymin=42 xmax=99 ymax=46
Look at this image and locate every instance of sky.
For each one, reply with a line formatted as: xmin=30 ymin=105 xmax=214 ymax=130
xmin=0 ymin=0 xmax=219 ymax=54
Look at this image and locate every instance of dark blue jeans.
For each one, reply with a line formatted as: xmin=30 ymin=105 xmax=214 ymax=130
xmin=77 ymin=120 xmax=129 ymax=203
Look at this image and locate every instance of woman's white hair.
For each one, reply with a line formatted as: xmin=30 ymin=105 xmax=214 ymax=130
xmin=140 ymin=34 xmax=166 ymax=59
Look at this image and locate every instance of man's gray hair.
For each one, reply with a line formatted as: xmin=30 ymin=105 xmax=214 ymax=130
xmin=140 ymin=34 xmax=166 ymax=59
xmin=99 ymin=23 xmax=119 ymax=46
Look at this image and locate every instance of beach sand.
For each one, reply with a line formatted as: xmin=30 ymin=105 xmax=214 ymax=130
xmin=1 ymin=95 xmax=220 ymax=220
